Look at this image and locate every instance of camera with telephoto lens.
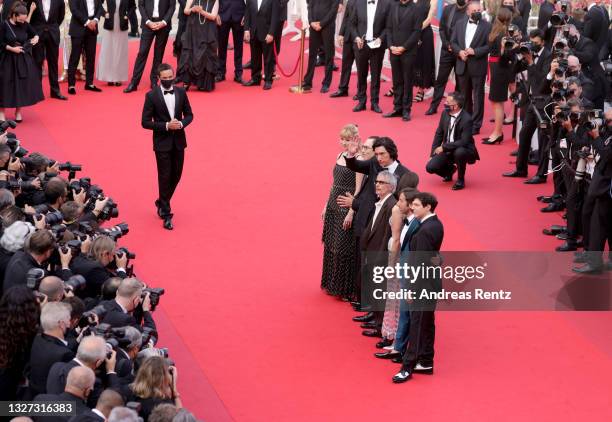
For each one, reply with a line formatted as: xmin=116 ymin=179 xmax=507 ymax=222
xmin=0 ymin=120 xmax=17 ymax=134
xmin=116 ymin=246 xmax=135 ymax=260
xmin=100 ymin=222 xmax=129 ymax=240
xmin=98 ymin=198 xmax=118 ymax=221
xmin=503 ymin=37 xmax=516 ymax=50
xmin=554 ymin=38 xmax=568 ymax=51
xmin=49 ymin=224 xmax=66 ymax=242
xmin=78 ymin=304 xmax=107 ymax=328
xmin=550 ymin=12 xmax=569 ymax=27
xmin=78 ymin=221 xmax=96 ymax=237
xmin=142 ymin=287 xmax=165 ymax=312
xmin=42 ymin=210 xmax=64 ymax=226
xmin=68 ymin=177 xmax=92 ymax=198
xmin=574 ymin=149 xmax=590 ymax=181
xmin=553 ymin=105 xmax=571 ymax=124
xmin=507 ymin=24 xmax=519 ymax=38
xmin=518 ymin=42 xmax=532 ymax=55
xmin=5 ymin=177 xmax=39 ymax=192
xmin=141 ymin=327 xmax=158 ymax=347
xmin=25 ymin=268 xmax=46 ymax=290
xmin=64 ymin=274 xmax=86 ymax=292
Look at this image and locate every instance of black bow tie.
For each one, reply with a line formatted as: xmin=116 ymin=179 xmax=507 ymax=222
xmin=469 ymin=20 xmax=477 ymax=24
xmin=532 ymin=53 xmax=539 ymax=59
xmin=164 ymin=90 xmax=174 ymax=95
xmin=368 ymin=0 xmax=375 ymax=4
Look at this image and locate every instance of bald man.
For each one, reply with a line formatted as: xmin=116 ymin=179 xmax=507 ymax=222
xmin=68 ymin=389 xmax=124 ymax=422
xmin=39 ymin=276 xmax=66 ymax=302
xmin=34 ymin=366 xmax=94 ymax=422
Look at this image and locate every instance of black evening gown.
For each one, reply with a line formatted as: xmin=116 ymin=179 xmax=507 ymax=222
xmin=321 ymin=163 xmax=357 ymax=299
xmin=414 ymin=0 xmax=435 ymax=89
xmin=488 ymin=34 xmax=514 ymax=102
xmin=177 ymin=0 xmax=218 ymax=91
xmin=0 ymin=21 xmax=44 ymax=108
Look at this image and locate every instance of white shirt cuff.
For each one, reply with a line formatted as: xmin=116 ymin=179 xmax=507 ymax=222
xmin=117 ymin=267 xmax=126 ymax=273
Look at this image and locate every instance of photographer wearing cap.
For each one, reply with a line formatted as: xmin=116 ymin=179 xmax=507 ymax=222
xmin=100 ymin=278 xmax=156 ymax=333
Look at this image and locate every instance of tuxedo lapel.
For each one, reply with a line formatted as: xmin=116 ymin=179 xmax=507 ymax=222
xmin=368 ymin=197 xmax=391 ymax=240
xmin=173 ymin=88 xmax=181 ymax=119
xmin=156 ymin=87 xmax=172 ymax=120
xmin=470 ymin=21 xmax=484 ymax=48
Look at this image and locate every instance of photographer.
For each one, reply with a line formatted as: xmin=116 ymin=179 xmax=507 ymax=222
xmin=38 ymin=275 xmax=70 ymax=302
xmin=0 ymin=220 xmax=34 ymax=290
xmin=3 ymin=229 xmax=55 ymax=292
xmin=101 ymin=277 xmax=156 ymax=333
xmin=567 ymin=24 xmax=607 ymax=109
xmin=33 ymin=366 xmax=95 ymax=421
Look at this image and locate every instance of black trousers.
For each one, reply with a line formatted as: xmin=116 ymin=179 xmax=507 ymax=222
xmin=584 ymin=194 xmax=612 ymax=267
xmin=549 ymin=142 xmax=567 ymax=200
xmin=356 ymin=44 xmax=385 ymax=104
xmin=128 ymin=7 xmax=138 ymax=33
xmin=33 ymin=31 xmax=60 ymax=95
xmin=250 ymin=37 xmax=274 ymax=82
xmin=390 ymin=52 xmax=416 ymax=112
xmin=218 ymin=19 xmax=244 ymax=77
xmin=337 ymin=39 xmax=356 ymax=92
xmin=303 ymin=25 xmax=335 ymax=88
xmin=273 ymin=20 xmax=285 ymax=61
xmin=430 ymin=49 xmax=457 ymax=109
xmin=354 ymin=236 xmax=362 ymax=303
xmin=457 ymin=72 xmax=486 ymax=133
xmin=130 ymin=27 xmax=170 ymax=87
xmin=68 ymin=30 xmax=97 ymax=86
xmin=564 ymin=175 xmax=586 ymax=240
xmin=426 ymin=147 xmax=474 ymax=181
xmin=515 ymin=106 xmax=542 ymax=174
xmin=155 ymin=146 xmax=184 ymax=217
xmin=402 ymin=308 xmax=436 ymax=370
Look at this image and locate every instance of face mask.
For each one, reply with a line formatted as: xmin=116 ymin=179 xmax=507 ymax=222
xmin=568 ymin=35 xmax=578 ymax=48
xmin=456 ymin=0 xmax=466 ymax=6
xmin=502 ymin=5 xmax=514 ymax=12
xmin=530 ymin=43 xmax=541 ymax=52
xmin=160 ymin=79 xmax=174 ymax=90
xmin=471 ymin=12 xmax=482 ymax=23
xmin=444 ymin=104 xmax=456 ymax=114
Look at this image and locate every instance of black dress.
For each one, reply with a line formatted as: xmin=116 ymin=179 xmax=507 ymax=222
xmin=414 ymin=0 xmax=435 ymax=89
xmin=321 ymin=162 xmax=357 ymax=299
xmin=488 ymin=34 xmax=514 ymax=102
xmin=0 ymin=21 xmax=44 ymax=108
xmin=177 ymin=0 xmax=218 ymax=91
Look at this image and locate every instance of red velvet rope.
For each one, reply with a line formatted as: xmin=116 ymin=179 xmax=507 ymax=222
xmin=272 ymin=36 xmax=303 ymax=78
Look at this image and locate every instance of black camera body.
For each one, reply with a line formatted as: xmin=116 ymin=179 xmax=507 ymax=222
xmin=142 ymin=287 xmax=165 ymax=311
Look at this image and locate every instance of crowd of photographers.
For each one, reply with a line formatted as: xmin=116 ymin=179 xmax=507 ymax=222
xmin=490 ymin=1 xmax=612 ymax=274
xmin=0 ymin=122 xmax=193 ymax=422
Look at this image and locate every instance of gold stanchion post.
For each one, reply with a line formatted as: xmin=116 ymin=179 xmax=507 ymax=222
xmin=290 ymin=29 xmax=309 ymax=94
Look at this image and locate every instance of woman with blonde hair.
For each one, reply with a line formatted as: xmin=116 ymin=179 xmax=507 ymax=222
xmin=130 ymin=356 xmax=182 ymax=422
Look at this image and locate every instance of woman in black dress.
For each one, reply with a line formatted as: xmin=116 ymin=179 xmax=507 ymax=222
xmin=177 ymin=0 xmax=219 ymax=91
xmin=0 ymin=2 xmax=43 ymax=122
xmin=482 ymin=7 xmax=513 ymax=145
xmin=413 ymin=0 xmax=437 ymax=103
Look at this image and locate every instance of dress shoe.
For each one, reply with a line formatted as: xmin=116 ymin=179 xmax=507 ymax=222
xmin=541 ymin=202 xmax=565 ymax=213
xmin=556 ymin=241 xmax=578 ymax=252
xmin=263 ymin=81 xmax=272 ymax=90
xmin=538 ymin=195 xmax=554 ymax=203
xmin=371 ymin=103 xmax=382 ymax=113
xmin=361 ymin=321 xmax=379 ymax=329
xmin=67 ymin=86 xmax=76 ymax=95
xmin=50 ymin=92 xmax=67 ymax=100
xmin=154 ymin=200 xmax=163 ymax=219
xmin=376 ymin=338 xmax=393 ymax=349
xmin=375 ymin=351 xmax=401 ymax=359
xmin=320 ymin=85 xmax=329 ymax=94
xmin=556 ymin=232 xmax=570 ymax=240
xmin=443 ymin=165 xmax=457 ymax=182
xmin=572 ymin=263 xmax=602 ymax=274
xmin=392 ymin=369 xmax=412 ymax=383
xmin=524 ymin=176 xmax=546 ymax=184
xmin=107 ymin=82 xmax=116 ymax=86
xmin=362 ymin=329 xmax=382 ymax=338
xmin=349 ymin=300 xmax=360 ymax=307
xmin=481 ymin=135 xmax=503 ymax=145
xmin=234 ymin=75 xmax=243 ymax=84
xmin=451 ymin=179 xmax=465 ymax=190
xmin=353 ymin=102 xmax=366 ymax=112
xmin=573 ymin=252 xmax=587 ymax=263
xmin=542 ymin=225 xmax=566 ymax=236
xmin=215 ymin=74 xmax=225 ymax=82
xmin=383 ymin=109 xmax=402 ymax=118
xmin=352 ymin=312 xmax=374 ymax=322
xmin=528 ymin=157 xmax=539 ymax=165
xmin=163 ymin=216 xmax=173 ymax=230
xmin=391 ymin=355 xmax=403 ymax=364
xmin=123 ymin=83 xmax=137 ymax=93
xmin=242 ymin=79 xmax=261 ymax=87
xmin=84 ymin=85 xmax=102 ymax=92
xmin=402 ymin=111 xmax=411 ymax=121
xmin=128 ymin=32 xmax=140 ymax=38
xmin=510 ymin=149 xmax=518 ymax=157
xmin=425 ymin=105 xmax=437 ymax=115
xmin=243 ymin=61 xmax=252 ymax=69
xmin=352 ymin=94 xmax=358 ymax=100
xmin=502 ymin=170 xmax=527 ymax=178
xmin=332 ymin=64 xmax=339 ymax=71
xmin=330 ymin=90 xmax=348 ymax=98
xmin=413 ymin=363 xmax=434 ymax=374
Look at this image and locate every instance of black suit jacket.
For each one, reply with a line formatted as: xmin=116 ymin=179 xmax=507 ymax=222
xmin=138 ymin=0 xmax=175 ymax=30
xmin=438 ymin=3 xmax=464 ymax=52
xmin=588 ymin=136 xmax=611 ymax=198
xmin=70 ymin=255 xmax=127 ymax=299
xmin=361 ymin=194 xmax=396 ymax=255
xmin=583 ymin=4 xmax=609 ymax=55
xmin=516 ymin=0 xmax=530 ymax=33
xmin=339 ymin=0 xmax=356 ymax=41
xmin=68 ymin=0 xmax=104 ymax=37
xmin=515 ymin=47 xmax=552 ymax=97
xmin=408 ymin=214 xmax=444 ymax=302
xmin=350 ymin=0 xmax=391 ymax=45
xmin=141 ymin=86 xmax=194 ymax=152
xmin=385 ymin=0 xmax=421 ymax=53
xmin=451 ymin=17 xmax=491 ymax=76
xmin=307 ymin=0 xmax=338 ymax=29
xmin=68 ymin=409 xmax=105 ymax=422
xmin=100 ymin=299 xmax=157 ymax=332
xmin=27 ymin=334 xmax=75 ymax=397
xmin=537 ymin=1 xmax=554 ymax=30
xmin=33 ymin=391 xmax=90 ymax=422
xmin=430 ymin=109 xmax=479 ymax=161
xmin=244 ymin=0 xmax=279 ymax=42
xmin=103 ymin=0 xmax=134 ymax=31
xmin=29 ymin=0 xmax=65 ymax=44
xmin=573 ymin=35 xmax=604 ymax=77
xmin=219 ymin=0 xmax=246 ymax=23
xmin=3 ymin=251 xmax=46 ymax=297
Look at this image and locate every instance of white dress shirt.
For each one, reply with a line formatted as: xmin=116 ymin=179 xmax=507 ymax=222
xmin=257 ymin=0 xmax=263 ymax=10
xmin=384 ymin=160 xmax=399 ymax=174
xmin=448 ymin=110 xmax=461 ymax=142
xmin=371 ymin=193 xmax=392 ymax=229
xmin=92 ymin=409 xmax=106 ymax=422
xmin=419 ymin=212 xmax=436 ymax=224
xmin=399 ymin=214 xmax=414 ymax=245
xmin=153 ymin=0 xmax=160 ymax=18
xmin=366 ymin=0 xmax=377 ymax=41
xmin=86 ymin=0 xmax=95 ymax=16
xmin=465 ymin=20 xmax=478 ymax=48
xmin=163 ymin=88 xmax=176 ymax=120
xmin=42 ymin=0 xmax=51 ymax=21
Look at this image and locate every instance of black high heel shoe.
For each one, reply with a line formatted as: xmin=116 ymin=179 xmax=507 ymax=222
xmin=481 ymin=135 xmax=503 ymax=145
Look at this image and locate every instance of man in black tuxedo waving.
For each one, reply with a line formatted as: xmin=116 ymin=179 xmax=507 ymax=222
xmin=124 ymin=0 xmax=176 ymax=92
xmin=141 ymin=64 xmax=194 ymax=230
xmin=426 ymin=92 xmax=479 ymax=190
xmin=30 ymin=0 xmax=67 ymax=100
xmin=450 ymin=1 xmax=491 ymax=135
xmin=243 ymin=0 xmax=279 ymax=90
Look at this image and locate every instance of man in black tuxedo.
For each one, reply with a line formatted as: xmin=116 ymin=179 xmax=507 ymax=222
xmin=450 ymin=1 xmax=491 ymax=134
xmin=141 ymin=64 xmax=193 ymax=230
xmin=243 ymin=0 xmax=279 ymax=90
xmin=217 ymin=0 xmax=246 ymax=83
xmin=27 ymin=302 xmax=75 ymax=397
xmin=503 ymin=29 xmax=552 ymax=179
xmin=30 ymin=0 xmax=67 ymax=100
xmin=393 ymin=192 xmax=444 ymax=383
xmin=331 ymin=0 xmax=357 ymax=98
xmin=351 ymin=0 xmax=390 ymax=113
xmin=583 ymin=0 xmax=610 ymax=59
xmin=301 ymin=0 xmax=338 ymax=93
xmin=100 ymin=277 xmax=157 ymax=332
xmin=383 ymin=0 xmax=421 ymax=122
xmin=537 ymin=0 xmax=556 ymax=30
xmin=425 ymin=0 xmax=467 ymax=115
xmin=34 ymin=366 xmax=94 ymax=422
xmin=123 ymin=0 xmax=175 ymax=92
xmin=426 ymin=92 xmax=479 ymax=190
xmin=67 ymin=0 xmax=104 ymax=95
xmin=570 ymin=26 xmax=608 ymax=109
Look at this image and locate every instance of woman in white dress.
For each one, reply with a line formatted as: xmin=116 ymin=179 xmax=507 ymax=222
xmin=97 ymin=0 xmax=132 ymax=86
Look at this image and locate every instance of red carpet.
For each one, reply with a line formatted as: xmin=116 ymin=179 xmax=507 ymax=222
xmin=14 ymin=37 xmax=612 ymax=421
